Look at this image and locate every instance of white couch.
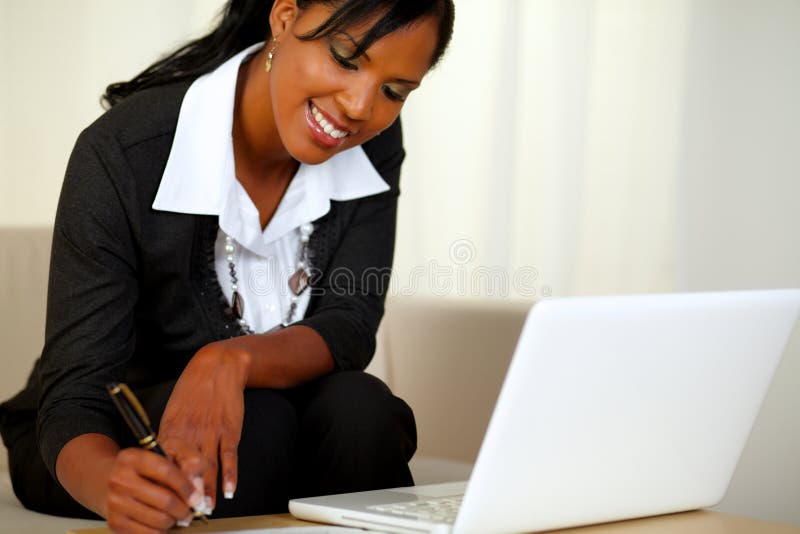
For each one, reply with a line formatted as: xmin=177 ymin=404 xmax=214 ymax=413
xmin=2 ymin=227 xmax=799 ymax=533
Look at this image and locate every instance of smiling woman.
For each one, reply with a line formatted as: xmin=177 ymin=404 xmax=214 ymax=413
xmin=254 ymin=2 xmax=440 ymax=165
xmin=0 ymin=0 xmax=454 ymax=532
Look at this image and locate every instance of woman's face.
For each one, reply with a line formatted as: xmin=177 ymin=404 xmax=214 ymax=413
xmin=268 ymin=2 xmax=440 ymax=165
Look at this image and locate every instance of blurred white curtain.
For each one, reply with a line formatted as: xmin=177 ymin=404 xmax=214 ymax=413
xmin=2 ymin=0 xmax=798 ymax=301
xmin=397 ymin=0 xmax=690 ymax=298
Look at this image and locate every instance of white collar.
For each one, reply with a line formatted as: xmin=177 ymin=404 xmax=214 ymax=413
xmin=152 ymin=43 xmax=389 ymax=254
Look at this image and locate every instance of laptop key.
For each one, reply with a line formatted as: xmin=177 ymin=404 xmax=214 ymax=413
xmin=368 ymin=496 xmax=463 ymax=523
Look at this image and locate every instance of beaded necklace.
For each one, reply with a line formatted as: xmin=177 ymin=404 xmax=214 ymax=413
xmin=224 ymin=222 xmax=314 ymax=334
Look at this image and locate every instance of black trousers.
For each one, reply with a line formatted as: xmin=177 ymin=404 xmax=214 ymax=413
xmin=4 ymin=371 xmax=417 ymax=519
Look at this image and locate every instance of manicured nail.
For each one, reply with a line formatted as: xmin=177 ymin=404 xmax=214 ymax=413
xmin=189 ymin=493 xmax=203 ymax=510
xmin=224 ymin=481 xmax=235 ymax=500
xmin=189 ymin=477 xmax=205 ymax=509
xmin=176 ymin=513 xmax=193 ymax=527
xmin=203 ymin=495 xmax=214 ymax=515
xmin=189 ymin=488 xmax=203 ymax=510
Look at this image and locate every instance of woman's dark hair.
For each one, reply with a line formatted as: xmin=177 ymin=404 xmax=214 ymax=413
xmin=102 ymin=0 xmax=455 ymax=108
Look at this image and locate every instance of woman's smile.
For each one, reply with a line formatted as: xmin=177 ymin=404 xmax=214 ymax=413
xmin=305 ymin=100 xmax=352 ymax=148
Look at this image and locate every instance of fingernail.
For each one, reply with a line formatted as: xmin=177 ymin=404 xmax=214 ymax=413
xmin=177 ymin=513 xmax=193 ymax=527
xmin=189 ymin=477 xmax=205 ymax=509
xmin=224 ymin=481 xmax=235 ymax=500
xmin=203 ymin=495 xmax=214 ymax=515
xmin=189 ymin=489 xmax=204 ymax=510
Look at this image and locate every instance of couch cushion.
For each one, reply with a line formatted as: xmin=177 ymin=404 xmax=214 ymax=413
xmin=0 ymin=472 xmax=104 ymax=533
xmin=0 ymin=227 xmax=53 ymax=473
xmin=0 ymin=227 xmax=51 ymax=401
xmin=378 ymin=297 xmax=532 ymax=464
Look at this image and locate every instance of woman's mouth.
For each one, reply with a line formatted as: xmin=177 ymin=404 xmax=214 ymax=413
xmin=305 ymin=101 xmax=350 ymax=148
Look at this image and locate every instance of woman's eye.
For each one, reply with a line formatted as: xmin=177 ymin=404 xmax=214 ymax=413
xmin=330 ymin=47 xmax=358 ymax=71
xmin=383 ymin=86 xmax=406 ymax=103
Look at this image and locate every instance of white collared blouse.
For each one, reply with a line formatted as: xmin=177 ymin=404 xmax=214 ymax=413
xmin=151 ymin=43 xmax=389 ymax=333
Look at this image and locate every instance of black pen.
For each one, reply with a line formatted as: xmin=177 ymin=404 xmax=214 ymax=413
xmin=107 ymin=382 xmax=209 ymax=525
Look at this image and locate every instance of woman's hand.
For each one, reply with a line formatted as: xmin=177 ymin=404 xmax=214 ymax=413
xmin=105 ymin=445 xmax=204 ymax=533
xmin=56 ymin=433 xmax=205 ymax=532
xmin=158 ymin=342 xmax=251 ymax=514
xmin=156 ymin=327 xmax=333 ymax=513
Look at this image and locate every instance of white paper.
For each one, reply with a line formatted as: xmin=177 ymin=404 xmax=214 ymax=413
xmin=211 ymin=527 xmax=378 ymax=534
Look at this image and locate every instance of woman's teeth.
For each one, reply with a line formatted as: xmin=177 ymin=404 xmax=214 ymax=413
xmin=311 ymin=104 xmax=348 ymax=139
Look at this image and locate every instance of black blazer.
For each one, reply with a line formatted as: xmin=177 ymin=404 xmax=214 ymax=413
xmin=0 ymin=80 xmax=404 ymax=477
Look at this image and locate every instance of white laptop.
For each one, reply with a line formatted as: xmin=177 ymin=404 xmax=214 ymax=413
xmin=290 ymin=289 xmax=800 ymax=534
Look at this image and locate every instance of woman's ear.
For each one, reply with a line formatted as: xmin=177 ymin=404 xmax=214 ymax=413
xmin=269 ymin=0 xmax=299 ymax=42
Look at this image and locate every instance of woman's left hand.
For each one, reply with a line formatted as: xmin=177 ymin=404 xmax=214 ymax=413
xmin=158 ymin=342 xmax=251 ymax=514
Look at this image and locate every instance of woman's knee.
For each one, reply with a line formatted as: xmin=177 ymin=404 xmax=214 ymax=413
xmin=293 ymin=372 xmax=416 ymax=494
xmin=302 ymin=371 xmax=416 ymax=453
xmin=240 ymin=388 xmax=298 ymax=448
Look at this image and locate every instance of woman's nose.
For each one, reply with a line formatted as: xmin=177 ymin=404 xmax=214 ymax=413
xmin=335 ymin=82 xmax=376 ymax=122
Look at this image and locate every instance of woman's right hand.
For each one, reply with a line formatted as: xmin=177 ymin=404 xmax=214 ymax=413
xmin=104 ymin=444 xmax=206 ymax=533
xmin=56 ymin=433 xmax=210 ymax=533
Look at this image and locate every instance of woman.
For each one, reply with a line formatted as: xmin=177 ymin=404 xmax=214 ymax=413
xmin=0 ymin=0 xmax=455 ymax=531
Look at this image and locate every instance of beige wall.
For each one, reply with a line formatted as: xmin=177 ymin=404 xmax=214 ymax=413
xmin=0 ymin=0 xmax=222 ymax=226
xmin=677 ymin=0 xmax=800 ymax=524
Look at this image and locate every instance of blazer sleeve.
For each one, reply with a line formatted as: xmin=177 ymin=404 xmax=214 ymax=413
xmin=37 ymin=127 xmax=140 ymax=477
xmin=295 ymin=119 xmax=404 ymax=371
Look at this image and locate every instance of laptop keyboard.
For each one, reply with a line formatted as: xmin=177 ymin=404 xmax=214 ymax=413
xmin=368 ymin=495 xmax=463 ymax=524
